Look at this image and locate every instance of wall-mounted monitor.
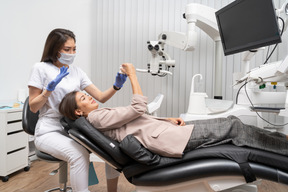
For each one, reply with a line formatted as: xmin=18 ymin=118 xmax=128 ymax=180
xmin=215 ymin=0 xmax=282 ymax=56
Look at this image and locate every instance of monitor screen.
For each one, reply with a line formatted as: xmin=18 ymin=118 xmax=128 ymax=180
xmin=215 ymin=0 xmax=282 ymax=56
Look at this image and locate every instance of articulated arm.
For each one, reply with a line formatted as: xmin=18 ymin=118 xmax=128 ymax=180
xmin=241 ymin=57 xmax=288 ymax=85
xmin=136 ymin=3 xmax=219 ymax=76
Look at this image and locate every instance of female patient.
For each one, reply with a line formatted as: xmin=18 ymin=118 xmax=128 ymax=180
xmin=59 ymin=63 xmax=288 ymax=158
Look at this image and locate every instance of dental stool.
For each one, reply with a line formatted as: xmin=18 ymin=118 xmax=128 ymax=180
xmin=22 ymin=97 xmax=72 ymax=192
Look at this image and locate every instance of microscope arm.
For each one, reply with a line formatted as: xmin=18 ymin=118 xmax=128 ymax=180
xmin=158 ymin=3 xmax=220 ymax=51
xmin=136 ymin=3 xmax=220 ymax=76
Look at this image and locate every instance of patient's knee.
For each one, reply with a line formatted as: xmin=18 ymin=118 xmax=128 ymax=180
xmin=228 ymin=117 xmax=245 ymax=137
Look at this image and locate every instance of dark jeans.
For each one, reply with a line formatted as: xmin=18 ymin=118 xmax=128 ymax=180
xmin=184 ymin=116 xmax=288 ymax=156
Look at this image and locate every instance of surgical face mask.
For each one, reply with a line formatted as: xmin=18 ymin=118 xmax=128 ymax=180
xmin=58 ymin=52 xmax=76 ymax=65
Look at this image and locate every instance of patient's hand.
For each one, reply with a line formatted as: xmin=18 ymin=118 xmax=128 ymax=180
xmin=121 ymin=63 xmax=136 ymax=77
xmin=167 ymin=118 xmax=185 ymax=126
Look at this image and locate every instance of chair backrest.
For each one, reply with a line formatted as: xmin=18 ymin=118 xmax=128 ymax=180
xmin=22 ymin=97 xmax=39 ymax=136
xmin=62 ymin=117 xmax=133 ymax=166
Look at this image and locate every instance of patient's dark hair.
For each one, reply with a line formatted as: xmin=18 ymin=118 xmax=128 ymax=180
xmin=59 ymin=91 xmax=79 ymax=120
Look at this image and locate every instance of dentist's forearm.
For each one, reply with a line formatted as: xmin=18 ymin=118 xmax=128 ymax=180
xmin=29 ymin=87 xmax=51 ymax=113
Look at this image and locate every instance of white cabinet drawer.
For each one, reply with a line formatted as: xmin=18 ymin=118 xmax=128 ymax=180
xmin=6 ymin=121 xmax=22 ymax=133
xmin=6 ymin=148 xmax=28 ymax=174
xmin=7 ymin=111 xmax=22 ymax=122
xmin=6 ymin=131 xmax=28 ymax=152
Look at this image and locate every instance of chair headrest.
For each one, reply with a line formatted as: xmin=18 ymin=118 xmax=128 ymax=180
xmin=60 ymin=117 xmax=71 ymax=133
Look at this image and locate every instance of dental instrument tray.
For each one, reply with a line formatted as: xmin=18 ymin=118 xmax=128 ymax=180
xmin=250 ymin=106 xmax=285 ymax=113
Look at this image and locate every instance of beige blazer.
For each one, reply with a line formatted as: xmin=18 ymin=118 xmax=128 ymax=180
xmin=87 ymin=94 xmax=194 ymax=158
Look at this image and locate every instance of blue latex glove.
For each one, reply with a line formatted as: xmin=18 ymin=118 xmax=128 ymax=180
xmin=46 ymin=66 xmax=69 ymax=91
xmin=113 ymin=72 xmax=127 ymax=88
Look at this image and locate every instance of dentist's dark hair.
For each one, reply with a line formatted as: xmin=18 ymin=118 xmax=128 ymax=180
xmin=59 ymin=91 xmax=79 ymax=121
xmin=41 ymin=28 xmax=76 ymax=64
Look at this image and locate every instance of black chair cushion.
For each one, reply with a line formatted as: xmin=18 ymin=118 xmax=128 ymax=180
xmin=62 ymin=117 xmax=132 ymax=166
xmin=122 ymin=144 xmax=288 ymax=180
xmin=36 ymin=149 xmax=62 ymax=162
xmin=22 ymin=97 xmax=39 ymax=135
xmin=119 ymin=134 xmax=161 ymax=166
xmin=68 ymin=128 xmax=124 ymax=170
xmin=129 ymin=158 xmax=288 ymax=186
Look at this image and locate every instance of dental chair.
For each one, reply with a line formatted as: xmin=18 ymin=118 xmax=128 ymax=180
xmin=22 ymin=97 xmax=72 ymax=192
xmin=61 ymin=116 xmax=288 ymax=192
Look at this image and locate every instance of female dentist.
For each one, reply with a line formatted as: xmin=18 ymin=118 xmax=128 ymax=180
xmin=28 ymin=28 xmax=125 ymax=192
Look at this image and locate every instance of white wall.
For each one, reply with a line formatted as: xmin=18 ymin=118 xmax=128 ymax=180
xmin=0 ymin=0 xmax=92 ymax=102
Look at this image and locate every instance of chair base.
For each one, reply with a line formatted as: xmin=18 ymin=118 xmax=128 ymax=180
xmin=45 ymin=162 xmax=72 ymax=192
xmin=44 ymin=186 xmax=72 ymax=192
xmin=135 ymin=176 xmax=260 ymax=192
